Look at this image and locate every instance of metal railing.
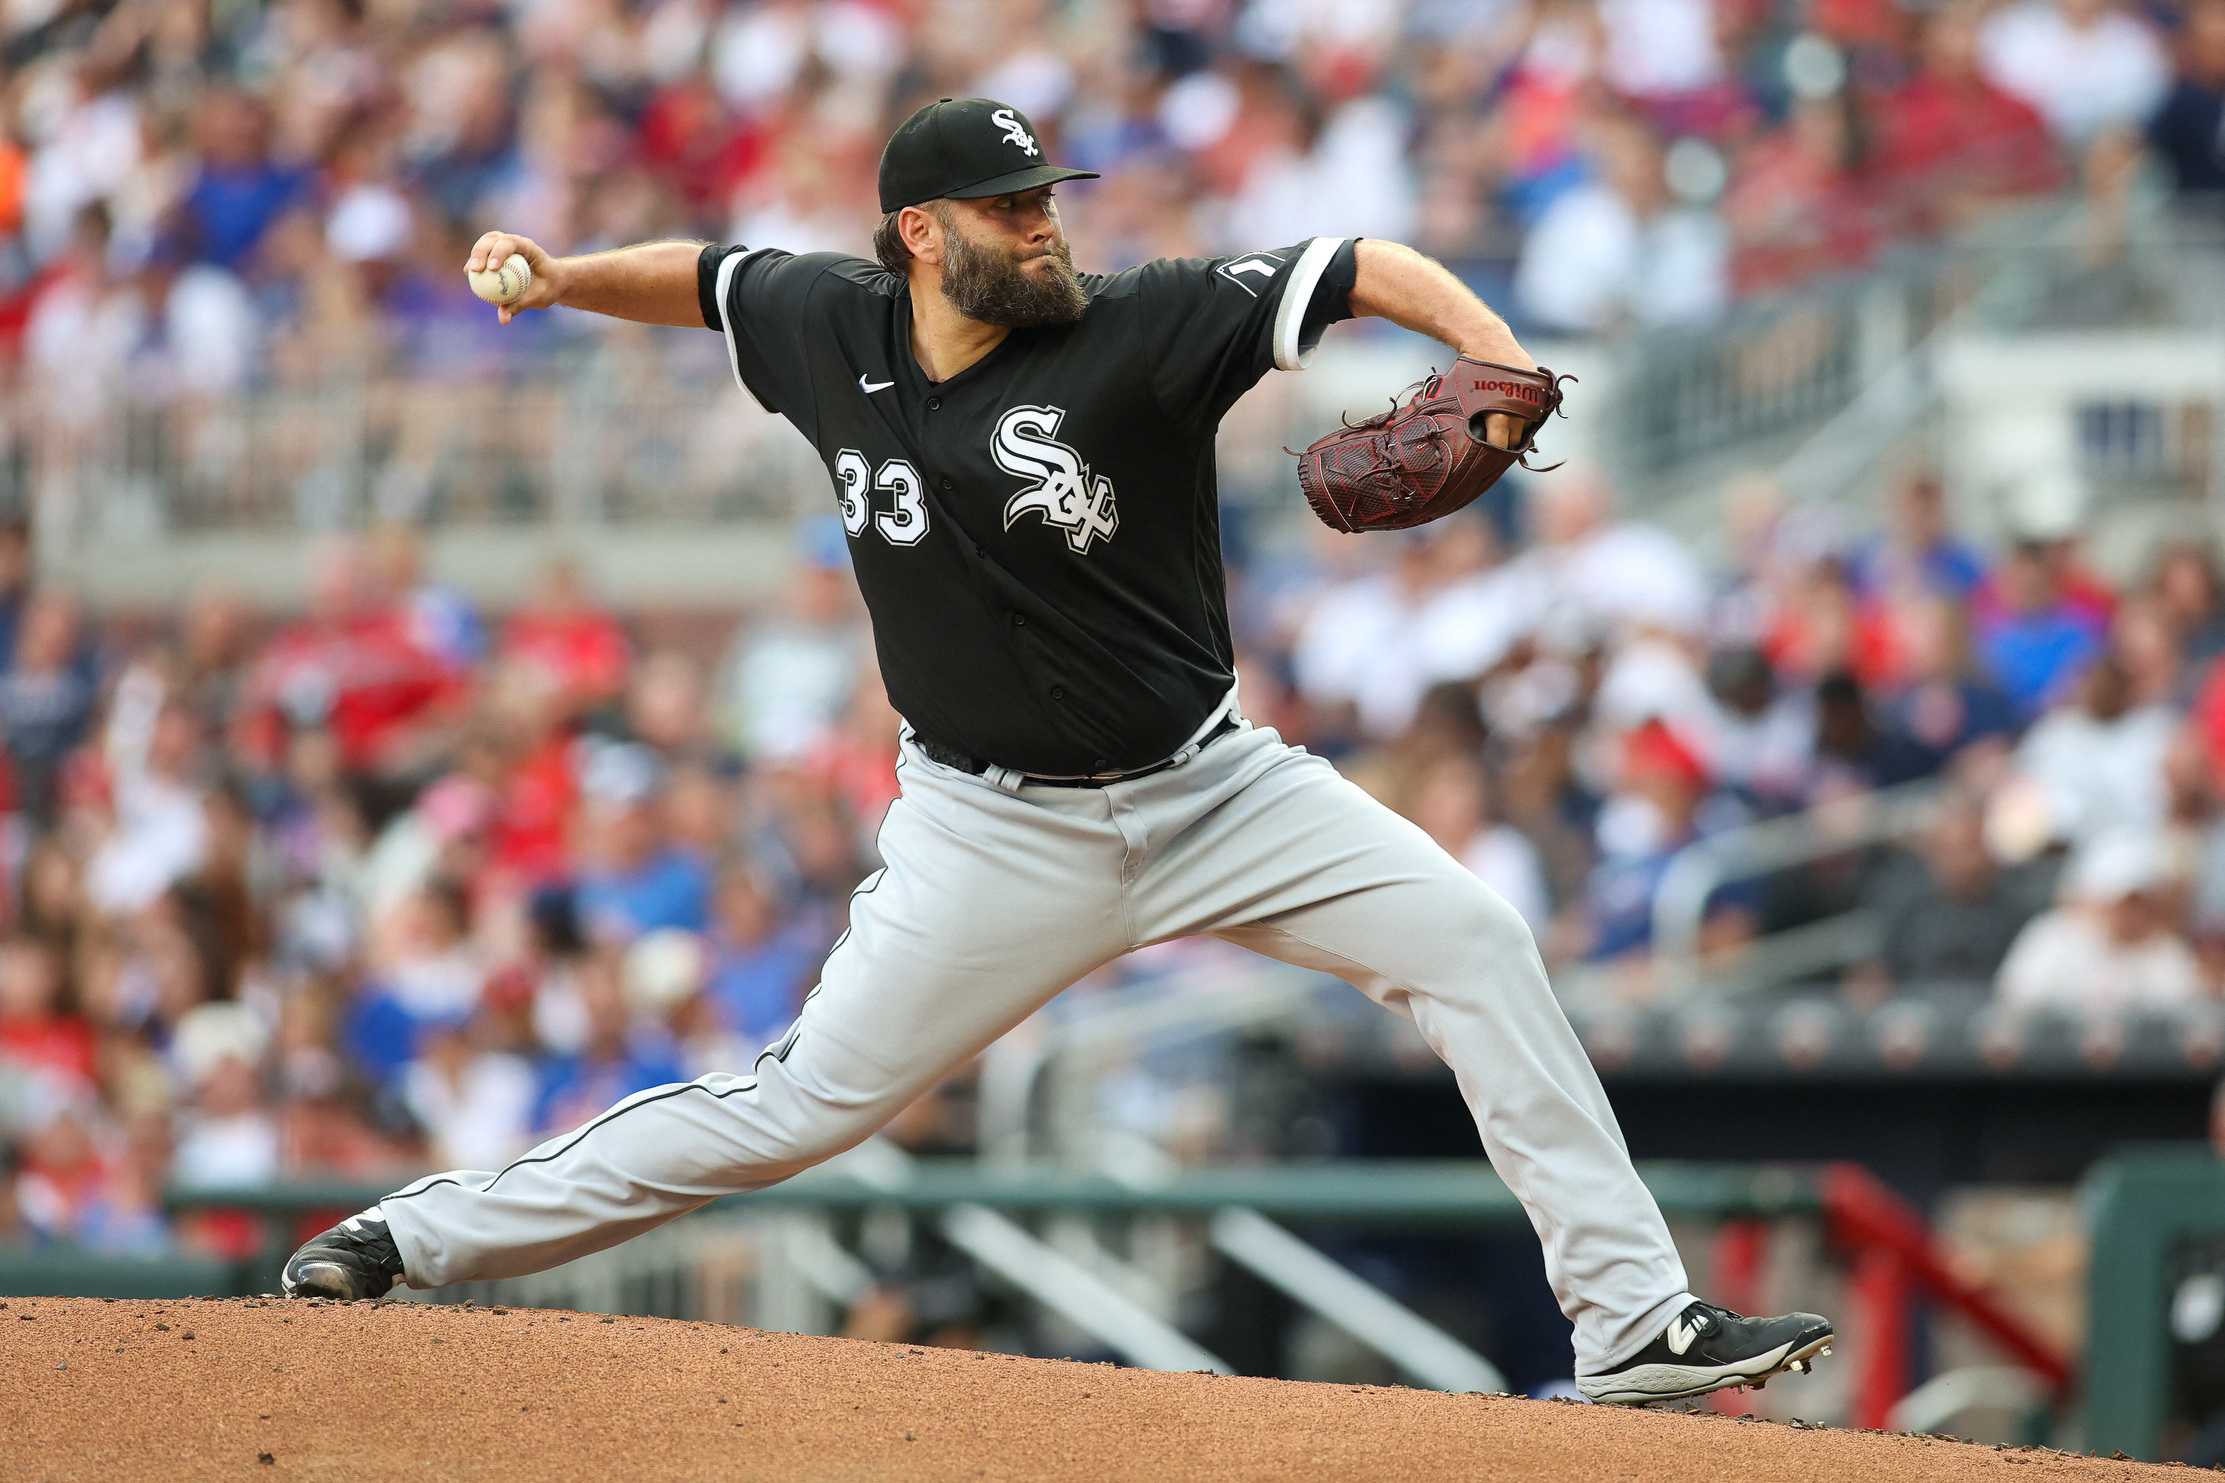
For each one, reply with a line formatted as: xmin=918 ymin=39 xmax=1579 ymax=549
xmin=1640 ymin=779 xmax=1949 ymax=1003
xmin=129 ymin=1157 xmax=1806 ymax=1388
xmin=13 ymin=200 xmax=2221 ymax=548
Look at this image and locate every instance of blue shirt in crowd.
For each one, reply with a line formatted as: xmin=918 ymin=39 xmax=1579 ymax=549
xmin=577 ymin=849 xmax=713 ymax=941
xmin=532 ymin=1041 xmax=686 ymax=1136
xmin=1976 ymin=611 xmax=2102 ymax=718
xmin=177 ymin=163 xmax=308 ymax=270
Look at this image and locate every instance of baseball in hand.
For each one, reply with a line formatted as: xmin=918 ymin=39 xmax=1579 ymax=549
xmin=468 ymin=252 xmax=532 ymax=306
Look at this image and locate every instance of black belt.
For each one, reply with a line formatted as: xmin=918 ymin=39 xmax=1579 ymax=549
xmin=914 ymin=715 xmax=1240 ymax=788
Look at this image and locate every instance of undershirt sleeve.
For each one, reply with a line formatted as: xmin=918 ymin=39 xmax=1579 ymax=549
xmin=1299 ymin=237 xmax=1360 ymax=349
xmin=698 ymin=243 xmax=738 ymax=331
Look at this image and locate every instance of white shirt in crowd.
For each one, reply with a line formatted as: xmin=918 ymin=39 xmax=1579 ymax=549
xmin=1994 ymin=908 xmax=2204 ymax=1012
xmin=1513 ymin=186 xmax=1729 ymax=336
xmin=2012 ymin=701 xmax=2175 ymax=846
xmin=1463 ymin=824 xmax=1553 ymax=932
xmin=1513 ymin=519 xmax=1712 ymax=639
xmin=1294 ymin=566 xmax=1535 ymax=740
xmin=85 ymin=771 xmax=209 ymax=914
xmin=1979 ymin=0 xmax=2169 ymax=145
xmin=1598 ymin=0 xmax=1726 ymax=97
xmin=170 ymin=1110 xmax=280 ymax=1188
xmin=404 ymin=1050 xmax=539 ymax=1171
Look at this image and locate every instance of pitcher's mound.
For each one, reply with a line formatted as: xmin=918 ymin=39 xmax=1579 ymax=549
xmin=1 ymin=1296 xmax=2162 ymax=1480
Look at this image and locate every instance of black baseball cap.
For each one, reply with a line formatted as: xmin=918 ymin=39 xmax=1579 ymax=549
xmin=878 ymin=98 xmax=1099 ymax=214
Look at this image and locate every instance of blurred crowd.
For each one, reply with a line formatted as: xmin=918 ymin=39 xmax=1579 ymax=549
xmin=6 ymin=436 xmax=2225 ymax=1257
xmin=5 ymin=0 xmax=2225 ymax=413
xmin=11 ymin=0 xmax=2225 ymax=1266
xmin=0 ymin=515 xmax=902 ymax=1255
xmin=1257 ymin=457 xmax=2225 ymax=1019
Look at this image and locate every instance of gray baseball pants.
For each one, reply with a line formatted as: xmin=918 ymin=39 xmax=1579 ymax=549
xmin=380 ymin=718 xmax=1693 ymax=1372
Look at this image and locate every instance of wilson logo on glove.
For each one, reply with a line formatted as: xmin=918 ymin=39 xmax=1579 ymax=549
xmin=1292 ymin=358 xmax=1571 ymax=533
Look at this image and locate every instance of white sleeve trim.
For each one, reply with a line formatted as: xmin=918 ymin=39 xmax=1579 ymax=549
xmin=713 ymin=248 xmax=772 ymax=412
xmin=1271 ymin=236 xmax=1349 ymax=373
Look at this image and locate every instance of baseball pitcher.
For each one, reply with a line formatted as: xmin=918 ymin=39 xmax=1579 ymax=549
xmin=285 ymin=97 xmax=1831 ymax=1406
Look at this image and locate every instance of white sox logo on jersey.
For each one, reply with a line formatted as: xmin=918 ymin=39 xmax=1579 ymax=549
xmin=993 ymin=405 xmax=1118 ymax=554
xmin=991 ymin=108 xmax=1039 ymax=157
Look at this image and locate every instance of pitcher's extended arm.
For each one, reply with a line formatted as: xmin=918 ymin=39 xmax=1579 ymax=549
xmin=1349 ymin=240 xmax=1536 ymax=448
xmin=465 ymin=232 xmax=709 ymax=328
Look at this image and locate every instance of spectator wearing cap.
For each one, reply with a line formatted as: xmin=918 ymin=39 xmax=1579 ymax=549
xmin=625 ymin=926 xmax=758 ymax=1078
xmin=164 ymin=1001 xmax=277 ymax=1258
xmin=1996 ymin=831 xmax=2203 ymax=1010
xmin=717 ymin=516 xmax=866 ymax=764
xmin=9 ymin=1084 xmax=112 ymax=1246
xmin=358 ymin=774 xmax=492 ymax=931
xmin=1693 ymin=647 xmax=1815 ymax=807
xmin=1579 ymin=718 xmax=1745 ymax=964
xmin=574 ymin=742 xmax=713 ymax=942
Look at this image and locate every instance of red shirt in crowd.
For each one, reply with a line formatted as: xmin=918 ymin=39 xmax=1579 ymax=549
xmin=0 ymin=1011 xmax=97 ymax=1085
xmin=499 ymin=608 xmax=631 ymax=714
xmin=248 ymin=606 xmax=465 ymax=773
xmin=1868 ymin=76 xmax=2065 ymax=232
xmin=488 ymin=733 xmax=579 ymax=886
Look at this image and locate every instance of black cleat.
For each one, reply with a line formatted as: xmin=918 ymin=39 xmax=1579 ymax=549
xmin=282 ymin=1206 xmax=406 ymax=1300
xmin=1577 ymin=1300 xmax=1832 ymax=1405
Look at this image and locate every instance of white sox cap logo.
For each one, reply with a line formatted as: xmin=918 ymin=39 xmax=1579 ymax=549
xmin=993 ymin=404 xmax=1118 ymax=554
xmin=992 ymin=107 xmax=1039 ymax=157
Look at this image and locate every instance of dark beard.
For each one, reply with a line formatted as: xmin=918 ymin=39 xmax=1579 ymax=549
xmin=939 ymin=229 xmax=1087 ymax=328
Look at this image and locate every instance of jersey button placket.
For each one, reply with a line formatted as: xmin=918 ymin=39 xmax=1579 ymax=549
xmin=1051 ymin=687 xmax=1065 ymax=701
xmin=926 ymin=397 xmax=941 ymax=411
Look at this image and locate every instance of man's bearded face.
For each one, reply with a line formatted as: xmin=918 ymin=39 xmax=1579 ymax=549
xmin=935 ymin=207 xmax=1088 ymax=328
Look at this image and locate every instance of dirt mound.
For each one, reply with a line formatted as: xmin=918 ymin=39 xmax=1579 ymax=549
xmin=0 ymin=1296 xmax=2169 ymax=1481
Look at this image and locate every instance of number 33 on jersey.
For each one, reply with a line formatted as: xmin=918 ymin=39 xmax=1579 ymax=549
xmin=833 ymin=450 xmax=929 ymax=545
xmin=834 ymin=405 xmax=1118 ymax=556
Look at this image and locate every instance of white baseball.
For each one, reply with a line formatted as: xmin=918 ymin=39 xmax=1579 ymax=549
xmin=468 ymin=251 xmax=532 ymax=306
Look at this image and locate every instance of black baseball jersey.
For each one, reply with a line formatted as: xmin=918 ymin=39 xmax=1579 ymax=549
xmin=699 ymin=235 xmax=1357 ymax=776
